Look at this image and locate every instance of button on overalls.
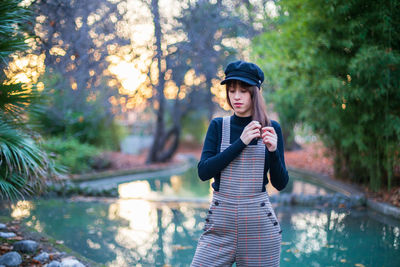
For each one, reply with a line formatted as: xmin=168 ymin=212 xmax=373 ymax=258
xmin=191 ymin=116 xmax=282 ymax=267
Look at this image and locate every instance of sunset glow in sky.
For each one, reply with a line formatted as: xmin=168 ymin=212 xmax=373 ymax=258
xmin=5 ymin=0 xmax=279 ymax=112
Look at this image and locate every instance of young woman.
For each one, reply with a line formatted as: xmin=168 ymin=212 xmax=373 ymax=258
xmin=191 ymin=60 xmax=289 ymax=267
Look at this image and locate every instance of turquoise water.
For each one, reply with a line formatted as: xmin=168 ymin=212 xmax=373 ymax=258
xmin=1 ymin=167 xmax=399 ymax=266
xmin=113 ymin=165 xmax=335 ymax=200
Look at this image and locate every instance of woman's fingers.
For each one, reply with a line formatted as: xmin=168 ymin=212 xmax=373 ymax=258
xmin=262 ymin=127 xmax=277 ymax=138
xmin=245 ymin=123 xmax=261 ymax=134
xmin=262 ymin=131 xmax=275 ymax=139
xmin=263 ymin=136 xmax=276 ymax=142
xmin=248 ymin=129 xmax=261 ymax=138
xmin=249 ymin=121 xmax=261 ymax=129
xmin=262 ymin=126 xmax=276 ymax=135
xmin=262 ymin=126 xmax=274 ymax=131
xmin=261 ymin=136 xmax=278 ymax=142
xmin=241 ymin=121 xmax=263 ymax=145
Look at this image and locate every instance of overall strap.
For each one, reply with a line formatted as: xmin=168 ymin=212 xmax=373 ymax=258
xmin=221 ymin=116 xmax=230 ymax=146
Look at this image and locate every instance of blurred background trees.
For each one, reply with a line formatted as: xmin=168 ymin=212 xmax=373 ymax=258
xmin=1 ymin=0 xmax=399 ymax=202
xmin=252 ymin=0 xmax=400 ymax=191
xmin=28 ymin=0 xmax=131 ymax=150
xmin=145 ymin=0 xmax=253 ymax=163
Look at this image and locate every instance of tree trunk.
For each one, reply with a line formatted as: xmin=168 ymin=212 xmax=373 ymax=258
xmin=146 ymin=0 xmax=181 ymax=164
xmin=147 ymin=0 xmax=166 ymax=164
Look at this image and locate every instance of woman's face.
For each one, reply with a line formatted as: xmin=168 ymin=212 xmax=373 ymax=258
xmin=227 ymin=80 xmax=252 ymax=117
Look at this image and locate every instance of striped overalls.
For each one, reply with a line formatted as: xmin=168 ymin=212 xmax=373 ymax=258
xmin=191 ymin=116 xmax=282 ymax=267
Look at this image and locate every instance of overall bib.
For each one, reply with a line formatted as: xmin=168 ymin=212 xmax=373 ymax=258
xmin=191 ymin=116 xmax=282 ymax=267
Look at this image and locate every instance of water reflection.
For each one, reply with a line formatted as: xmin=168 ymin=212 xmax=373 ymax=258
xmin=1 ymin=198 xmax=399 ymax=266
xmin=290 ymin=210 xmax=329 ymax=254
xmin=118 ymin=181 xmax=153 ymax=199
xmin=10 ymin=200 xmax=33 ymax=219
xmin=116 ymin=167 xmax=333 ymax=201
xmin=0 ymin=168 xmax=396 ymax=266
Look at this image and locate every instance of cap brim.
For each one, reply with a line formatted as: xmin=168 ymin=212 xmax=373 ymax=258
xmin=220 ymin=77 xmax=258 ymax=87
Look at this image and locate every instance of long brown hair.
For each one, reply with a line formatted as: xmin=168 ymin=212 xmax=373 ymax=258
xmin=226 ymin=80 xmax=271 ymax=127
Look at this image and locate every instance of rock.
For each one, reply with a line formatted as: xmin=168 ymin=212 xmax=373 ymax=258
xmin=0 ymin=251 xmax=22 ymax=267
xmin=0 ymin=223 xmax=6 ymax=230
xmin=0 ymin=232 xmax=16 ymax=238
xmin=47 ymin=260 xmax=62 ymax=267
xmin=12 ymin=240 xmax=39 ymax=253
xmin=34 ymin=252 xmax=50 ymax=263
xmin=61 ymin=257 xmax=86 ymax=267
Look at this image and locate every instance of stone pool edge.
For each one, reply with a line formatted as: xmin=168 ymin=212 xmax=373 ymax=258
xmin=43 ymin=154 xmax=197 ymax=198
xmin=69 ymin=154 xmax=195 ymax=182
xmin=287 ymin=166 xmax=400 ymax=220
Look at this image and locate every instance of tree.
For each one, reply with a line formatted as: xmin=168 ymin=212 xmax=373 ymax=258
xmin=251 ymin=0 xmax=308 ymax=151
xmin=0 ymin=0 xmax=62 ymax=201
xmin=28 ymin=0 xmax=131 ymax=149
xmin=252 ymin=0 xmax=400 ymax=191
xmin=145 ymin=0 xmax=252 ymax=163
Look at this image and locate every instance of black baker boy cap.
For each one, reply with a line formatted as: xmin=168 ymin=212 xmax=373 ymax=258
xmin=220 ymin=60 xmax=264 ymax=89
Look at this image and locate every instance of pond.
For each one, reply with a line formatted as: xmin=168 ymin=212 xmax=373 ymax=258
xmin=87 ymin=164 xmax=336 ymax=201
xmin=1 ymin=167 xmax=399 ymax=266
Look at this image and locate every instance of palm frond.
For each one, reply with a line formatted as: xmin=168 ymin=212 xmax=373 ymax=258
xmin=0 ymin=120 xmax=47 ymax=177
xmin=0 ymin=120 xmax=68 ymax=201
xmin=0 ymin=176 xmax=25 ymax=202
xmin=0 ymin=0 xmax=65 ymax=202
xmin=0 ymin=0 xmax=32 ymax=64
xmin=0 ymin=83 xmax=41 ymax=118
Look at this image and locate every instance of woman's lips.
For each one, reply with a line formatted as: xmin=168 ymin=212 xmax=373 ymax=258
xmin=234 ymin=103 xmax=243 ymax=107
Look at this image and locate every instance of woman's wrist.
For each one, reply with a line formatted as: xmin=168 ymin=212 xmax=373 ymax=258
xmin=240 ymin=136 xmax=248 ymax=145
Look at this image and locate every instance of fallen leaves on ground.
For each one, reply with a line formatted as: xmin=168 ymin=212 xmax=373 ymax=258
xmin=172 ymin=245 xmax=193 ymax=250
xmin=364 ymin=186 xmax=400 ymax=208
xmin=285 ymin=141 xmax=335 ymax=177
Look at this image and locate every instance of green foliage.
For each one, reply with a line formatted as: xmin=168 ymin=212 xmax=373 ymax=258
xmin=27 ymin=0 xmax=128 ymax=151
xmin=0 ymin=0 xmax=31 ymax=63
xmin=41 ymin=136 xmax=103 ymax=174
xmin=181 ymin=111 xmax=209 ymax=144
xmin=0 ymin=119 xmax=63 ymax=201
xmin=252 ymin=4 xmax=312 ymax=149
xmin=28 ymin=73 xmax=129 ymax=150
xmin=252 ymin=0 xmax=400 ymax=191
xmin=0 ymin=0 xmax=63 ymax=202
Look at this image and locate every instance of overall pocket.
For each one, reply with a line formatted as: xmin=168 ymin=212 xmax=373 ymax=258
xmin=203 ymin=200 xmax=218 ymax=231
xmin=261 ymin=201 xmax=282 ymax=235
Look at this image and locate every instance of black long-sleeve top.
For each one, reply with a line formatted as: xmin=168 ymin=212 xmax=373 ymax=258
xmin=197 ymin=113 xmax=289 ymax=192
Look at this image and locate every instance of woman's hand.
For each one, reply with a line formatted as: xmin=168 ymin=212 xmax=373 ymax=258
xmin=261 ymin=126 xmax=277 ymax=152
xmin=240 ymin=121 xmax=261 ymax=145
